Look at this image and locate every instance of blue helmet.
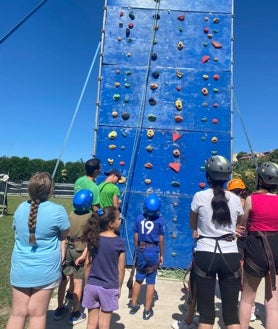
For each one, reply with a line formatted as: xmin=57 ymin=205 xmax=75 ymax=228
xmin=143 ymin=194 xmax=161 ymax=216
xmin=73 ymin=189 xmax=93 ymax=211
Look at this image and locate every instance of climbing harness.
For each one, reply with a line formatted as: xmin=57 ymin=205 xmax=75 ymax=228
xmin=245 ymin=231 xmax=277 ymax=292
xmin=193 ymin=234 xmax=241 ymax=279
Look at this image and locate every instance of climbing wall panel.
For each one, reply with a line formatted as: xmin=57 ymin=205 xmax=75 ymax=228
xmin=94 ymin=0 xmax=233 ymax=267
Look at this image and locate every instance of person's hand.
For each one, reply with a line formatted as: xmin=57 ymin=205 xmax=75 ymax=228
xmin=236 ymin=225 xmax=248 ymax=238
xmin=159 ymin=256 xmax=164 ymax=266
xmin=75 ymin=256 xmax=85 ymax=266
xmin=192 ymin=229 xmax=198 ymax=239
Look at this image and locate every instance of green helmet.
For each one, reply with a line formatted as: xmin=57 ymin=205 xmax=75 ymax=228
xmin=205 ymin=155 xmax=232 ymax=181
xmin=257 ymin=161 xmax=278 ymax=186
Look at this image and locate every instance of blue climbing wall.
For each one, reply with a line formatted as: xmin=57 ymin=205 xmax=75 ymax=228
xmin=94 ymin=0 xmax=233 ymax=267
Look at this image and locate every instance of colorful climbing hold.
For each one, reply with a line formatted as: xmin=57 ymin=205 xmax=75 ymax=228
xmin=177 ymin=14 xmax=185 ymax=21
xmin=199 ymin=182 xmax=206 ymax=189
xmin=212 ymin=118 xmax=218 ymax=124
xmin=152 ymin=71 xmax=159 ymax=79
xmin=177 ymin=41 xmax=184 ymax=50
xmin=174 ymin=115 xmax=183 ymax=123
xmin=212 ymin=41 xmax=222 ymax=49
xmin=121 ymin=112 xmax=130 ymax=120
xmin=175 ymin=99 xmax=183 ymax=110
xmin=109 ymin=144 xmax=116 ymax=150
xmin=201 ymin=55 xmax=210 ymax=63
xmin=107 ymin=158 xmax=114 ymax=165
xmin=171 ymin=181 xmax=180 ymax=187
xmin=213 ymin=74 xmax=220 ymax=80
xmin=202 ymin=88 xmax=209 ymax=96
xmin=149 ymin=97 xmax=157 ymax=106
xmin=144 ymin=162 xmax=153 ymax=169
xmin=172 ymin=149 xmax=180 ymax=157
xmin=112 ymin=111 xmax=118 ymax=118
xmin=113 ymin=94 xmax=120 ymax=101
xmin=211 ymin=136 xmax=218 ymax=143
xmin=108 ymin=131 xmax=117 ymax=139
xmin=148 ymin=114 xmax=157 ymax=122
xmin=169 ymin=162 xmax=181 ymax=173
xmin=146 ymin=145 xmax=153 ymax=152
xmin=172 ymin=132 xmax=182 ymax=142
xmin=145 ymin=179 xmax=151 ymax=185
xmin=149 ymin=83 xmax=158 ymax=90
xmin=147 ymin=129 xmax=154 ymax=138
xmin=176 ymin=70 xmax=183 ymax=78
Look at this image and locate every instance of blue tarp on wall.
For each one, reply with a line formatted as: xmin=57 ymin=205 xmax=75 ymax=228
xmin=94 ymin=0 xmax=233 ymax=267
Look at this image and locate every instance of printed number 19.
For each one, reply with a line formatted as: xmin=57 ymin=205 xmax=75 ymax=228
xmin=141 ymin=220 xmax=154 ymax=234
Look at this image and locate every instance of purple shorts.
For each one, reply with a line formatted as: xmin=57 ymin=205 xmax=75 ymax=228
xmin=82 ymin=284 xmax=119 ymax=312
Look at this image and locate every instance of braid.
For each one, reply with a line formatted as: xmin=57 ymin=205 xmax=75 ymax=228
xmin=28 ymin=199 xmax=40 ymax=244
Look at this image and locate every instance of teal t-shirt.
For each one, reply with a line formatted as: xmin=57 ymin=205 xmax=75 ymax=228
xmin=11 ymin=200 xmax=70 ymax=287
xmin=74 ymin=175 xmax=100 ymax=206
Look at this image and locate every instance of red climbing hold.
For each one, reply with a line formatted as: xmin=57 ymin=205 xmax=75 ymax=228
xmin=169 ymin=163 xmax=181 ymax=173
xmin=201 ymin=55 xmax=210 ymax=63
xmin=172 ymin=132 xmax=182 ymax=142
xmin=177 ymin=15 xmax=185 ymax=21
xmin=212 ymin=41 xmax=222 ymax=49
xmin=199 ymin=182 xmax=206 ymax=189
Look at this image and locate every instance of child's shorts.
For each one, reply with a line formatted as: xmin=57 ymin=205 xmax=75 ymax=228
xmin=82 ymin=284 xmax=119 ymax=312
xmin=135 ymin=268 xmax=157 ymax=284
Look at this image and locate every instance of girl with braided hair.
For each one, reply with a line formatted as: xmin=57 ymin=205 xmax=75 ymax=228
xmin=6 ymin=172 xmax=70 ymax=329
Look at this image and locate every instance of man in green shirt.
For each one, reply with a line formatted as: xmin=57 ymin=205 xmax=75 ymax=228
xmin=74 ymin=158 xmax=101 ymax=212
xmin=98 ymin=169 xmax=122 ymax=208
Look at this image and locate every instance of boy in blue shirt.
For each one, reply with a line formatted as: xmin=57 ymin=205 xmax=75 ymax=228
xmin=129 ymin=194 xmax=165 ymax=320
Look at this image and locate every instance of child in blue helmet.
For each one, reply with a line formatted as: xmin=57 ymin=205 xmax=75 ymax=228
xmin=54 ymin=189 xmax=93 ymax=325
xmin=129 ymin=194 xmax=165 ymax=320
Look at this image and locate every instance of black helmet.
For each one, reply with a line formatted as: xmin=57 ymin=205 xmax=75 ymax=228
xmin=205 ymin=155 xmax=232 ymax=181
xmin=257 ymin=161 xmax=278 ymax=186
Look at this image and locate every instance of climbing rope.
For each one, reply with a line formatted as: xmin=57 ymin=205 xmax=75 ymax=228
xmin=118 ymin=2 xmax=162 ymax=259
xmin=52 ymin=42 xmax=101 ymax=179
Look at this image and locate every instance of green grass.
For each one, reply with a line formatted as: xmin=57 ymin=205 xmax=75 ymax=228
xmin=0 ymin=195 xmax=73 ymax=329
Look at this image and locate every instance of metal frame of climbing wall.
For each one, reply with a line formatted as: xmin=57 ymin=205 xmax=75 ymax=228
xmin=94 ymin=0 xmax=234 ymax=267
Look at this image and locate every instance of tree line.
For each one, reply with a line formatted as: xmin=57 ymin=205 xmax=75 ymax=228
xmin=0 ymin=156 xmax=85 ymax=184
xmin=0 ymin=150 xmax=277 ymax=193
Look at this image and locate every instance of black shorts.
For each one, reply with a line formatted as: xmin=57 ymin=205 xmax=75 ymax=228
xmin=243 ymin=233 xmax=278 ymax=277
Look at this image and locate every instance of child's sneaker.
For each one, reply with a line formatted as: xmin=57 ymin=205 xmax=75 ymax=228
xmin=53 ymin=306 xmax=68 ymax=320
xmin=129 ymin=304 xmax=140 ymax=314
xmin=68 ymin=311 xmax=87 ymax=325
xmin=171 ymin=320 xmax=196 ymax=329
xmin=143 ymin=308 xmax=153 ymax=320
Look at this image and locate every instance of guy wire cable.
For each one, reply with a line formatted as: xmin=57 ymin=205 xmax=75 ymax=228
xmin=52 ymin=42 xmax=101 ymax=179
xmin=233 ymin=93 xmax=258 ymax=168
xmin=0 ymin=0 xmax=48 ymax=45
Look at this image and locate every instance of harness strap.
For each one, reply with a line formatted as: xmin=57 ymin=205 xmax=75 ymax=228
xmin=194 ymin=233 xmax=240 ymax=279
xmin=139 ymin=242 xmax=158 ymax=247
xmin=67 ymin=236 xmax=81 ymax=243
xmin=248 ymin=231 xmax=276 ymax=291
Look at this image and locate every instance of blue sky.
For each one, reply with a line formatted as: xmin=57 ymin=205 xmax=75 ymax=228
xmin=0 ymin=1 xmax=277 ymax=163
